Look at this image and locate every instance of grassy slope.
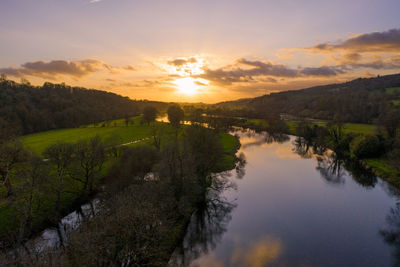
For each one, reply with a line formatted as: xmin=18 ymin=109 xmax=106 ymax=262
xmin=386 ymin=87 xmax=400 ymax=94
xmin=20 ymin=116 xmax=152 ymax=155
xmin=365 ymin=159 xmax=399 ymax=186
xmin=217 ymin=132 xmax=240 ymax=171
xmin=245 ymin=118 xmax=377 ymax=135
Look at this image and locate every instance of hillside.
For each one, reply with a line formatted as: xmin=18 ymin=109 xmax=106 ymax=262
xmin=217 ymin=73 xmax=400 ymax=123
xmin=0 ymin=78 xmax=168 ymax=137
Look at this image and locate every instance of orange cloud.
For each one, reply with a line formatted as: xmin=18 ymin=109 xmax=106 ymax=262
xmin=0 ymin=59 xmax=136 ymax=79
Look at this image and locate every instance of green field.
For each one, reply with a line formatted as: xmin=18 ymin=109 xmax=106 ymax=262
xmin=21 ymin=116 xmax=153 ymax=155
xmin=365 ymin=158 xmax=399 ymax=187
xmin=244 ymin=118 xmax=377 ymax=135
xmin=386 ymin=87 xmax=400 ymax=94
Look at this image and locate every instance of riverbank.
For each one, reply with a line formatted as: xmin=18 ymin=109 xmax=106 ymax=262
xmin=233 ymin=117 xmax=399 ymax=189
xmin=169 ymin=130 xmax=399 ymax=266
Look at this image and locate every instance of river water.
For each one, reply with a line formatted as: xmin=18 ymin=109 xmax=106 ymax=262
xmin=170 ymin=129 xmax=400 ymax=266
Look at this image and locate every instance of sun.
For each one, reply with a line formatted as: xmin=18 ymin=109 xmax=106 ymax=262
xmin=173 ymin=77 xmax=207 ymax=95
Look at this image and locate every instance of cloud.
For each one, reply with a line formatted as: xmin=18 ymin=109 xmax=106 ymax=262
xmin=89 ymin=0 xmax=101 ymax=3
xmin=310 ymin=28 xmax=400 ymax=53
xmin=0 ymin=59 xmax=136 ymax=79
xmin=196 ymin=58 xmax=343 ymax=85
xmin=300 ymin=66 xmax=345 ymax=76
xmin=167 ymin=57 xmax=197 ymax=66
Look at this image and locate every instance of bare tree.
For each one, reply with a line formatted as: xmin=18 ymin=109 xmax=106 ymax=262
xmin=44 ymin=142 xmax=74 ymax=210
xmin=16 ymin=156 xmax=49 ymax=240
xmin=0 ymin=139 xmax=28 ymax=197
xmin=70 ymin=136 xmax=105 ymax=194
xmin=150 ymin=124 xmax=166 ymax=151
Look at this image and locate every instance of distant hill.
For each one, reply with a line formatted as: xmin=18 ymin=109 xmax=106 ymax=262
xmin=0 ymin=79 xmax=168 ymax=137
xmin=216 ymin=73 xmax=400 ymax=123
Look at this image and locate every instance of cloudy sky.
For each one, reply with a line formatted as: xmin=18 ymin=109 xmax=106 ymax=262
xmin=1 ymin=0 xmax=400 ymax=103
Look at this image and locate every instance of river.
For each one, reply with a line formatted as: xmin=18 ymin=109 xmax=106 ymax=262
xmin=170 ymin=129 xmax=400 ymax=266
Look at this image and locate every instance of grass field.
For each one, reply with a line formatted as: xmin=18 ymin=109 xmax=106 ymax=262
xmin=365 ymin=158 xmax=399 ymax=187
xmin=20 ymin=116 xmax=154 ymax=155
xmin=386 ymin=87 xmax=400 ymax=94
xmin=244 ymin=118 xmax=377 ymax=135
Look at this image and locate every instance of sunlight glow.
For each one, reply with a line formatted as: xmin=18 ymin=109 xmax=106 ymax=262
xmin=173 ymin=77 xmax=208 ymax=95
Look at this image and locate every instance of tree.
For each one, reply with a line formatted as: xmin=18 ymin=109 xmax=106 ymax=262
xmin=183 ymin=125 xmax=223 ymax=189
xmin=0 ymin=139 xmax=28 ymax=197
xmin=124 ymin=115 xmax=133 ymax=127
xmin=167 ymin=104 xmax=184 ymax=127
xmin=189 ymin=108 xmax=203 ymax=124
xmin=143 ymin=106 xmax=158 ymax=124
xmin=71 ymin=136 xmax=105 ymax=194
xmin=105 ymin=133 xmax=123 ymax=159
xmin=350 ymin=134 xmax=384 ymax=159
xmin=150 ymin=124 xmax=166 ymax=151
xmin=380 ymin=111 xmax=400 ymax=139
xmin=16 ymin=156 xmax=49 ymax=239
xmin=44 ymin=142 xmax=75 ymax=210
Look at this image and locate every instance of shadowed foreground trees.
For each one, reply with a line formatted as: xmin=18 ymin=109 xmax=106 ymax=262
xmin=70 ymin=136 xmax=106 ymax=194
xmin=66 ymin=183 xmax=177 ymax=266
xmin=0 ymin=139 xmax=28 ymax=198
xmin=43 ymin=142 xmax=75 ymax=210
xmin=1 ymin=124 xmax=235 ymax=265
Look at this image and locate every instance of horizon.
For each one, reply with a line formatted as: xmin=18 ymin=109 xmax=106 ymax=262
xmin=1 ymin=0 xmax=400 ymax=103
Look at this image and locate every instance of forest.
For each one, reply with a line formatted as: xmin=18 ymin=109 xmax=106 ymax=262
xmin=214 ymin=73 xmax=400 ymax=123
xmin=0 ymin=76 xmax=168 ymax=137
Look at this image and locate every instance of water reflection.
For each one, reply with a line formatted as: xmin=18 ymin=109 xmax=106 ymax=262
xmin=235 ymin=153 xmax=246 ymax=180
xmin=239 ymin=129 xmax=290 ymax=149
xmin=27 ymin=199 xmax=99 ymax=252
xmin=381 ymin=203 xmax=400 ymax=266
xmin=292 ymin=136 xmax=378 ymax=188
xmin=345 ymin=161 xmax=378 ymax=188
xmin=230 ymin=236 xmax=282 ymax=267
xmin=170 ymin=173 xmax=238 ymax=266
xmin=316 ymin=154 xmax=346 ymax=186
xmin=292 ymin=136 xmax=327 ymax=159
xmin=172 ymin=130 xmax=399 ymax=266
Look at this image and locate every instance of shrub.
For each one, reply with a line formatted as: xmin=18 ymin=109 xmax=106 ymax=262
xmin=350 ymin=134 xmax=384 ymax=159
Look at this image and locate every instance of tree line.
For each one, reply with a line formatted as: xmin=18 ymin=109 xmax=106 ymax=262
xmin=0 ymin=76 xmax=168 ymax=137
xmin=214 ymin=73 xmax=400 ymax=124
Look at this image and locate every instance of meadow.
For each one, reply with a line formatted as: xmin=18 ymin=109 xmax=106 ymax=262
xmin=20 ymin=116 xmax=152 ymax=155
xmin=244 ymin=118 xmax=377 ymax=135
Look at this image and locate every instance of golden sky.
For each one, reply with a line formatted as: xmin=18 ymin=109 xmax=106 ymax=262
xmin=1 ymin=0 xmax=400 ymax=103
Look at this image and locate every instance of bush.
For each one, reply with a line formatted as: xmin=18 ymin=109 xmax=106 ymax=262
xmin=350 ymin=134 xmax=384 ymax=159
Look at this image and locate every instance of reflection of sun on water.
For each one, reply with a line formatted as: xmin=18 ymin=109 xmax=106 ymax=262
xmin=173 ymin=77 xmax=208 ymax=95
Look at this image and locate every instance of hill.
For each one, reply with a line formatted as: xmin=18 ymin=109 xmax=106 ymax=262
xmin=216 ymin=73 xmax=400 ymax=123
xmin=0 ymin=78 xmax=168 ymax=137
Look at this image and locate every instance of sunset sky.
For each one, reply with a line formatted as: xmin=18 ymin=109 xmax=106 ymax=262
xmin=1 ymin=0 xmax=400 ymax=103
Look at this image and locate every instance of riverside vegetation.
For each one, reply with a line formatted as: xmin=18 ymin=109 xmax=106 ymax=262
xmin=0 ymin=104 xmax=239 ymax=266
